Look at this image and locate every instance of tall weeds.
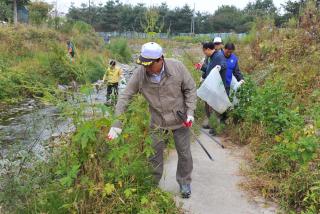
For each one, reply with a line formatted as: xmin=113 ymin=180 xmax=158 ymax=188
xmin=228 ymin=2 xmax=320 ymax=212
xmin=0 ymin=23 xmax=105 ymax=104
xmin=0 ymin=88 xmax=181 ymax=213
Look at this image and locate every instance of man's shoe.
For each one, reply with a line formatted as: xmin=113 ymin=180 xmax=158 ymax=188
xmin=209 ymin=129 xmax=216 ymax=136
xmin=180 ymin=184 xmax=191 ymax=199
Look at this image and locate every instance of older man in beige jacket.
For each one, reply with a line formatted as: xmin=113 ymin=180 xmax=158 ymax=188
xmin=108 ymin=42 xmax=197 ymax=198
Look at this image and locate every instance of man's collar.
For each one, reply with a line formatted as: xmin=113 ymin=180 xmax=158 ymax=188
xmin=209 ymin=51 xmax=216 ymax=58
xmin=223 ymin=51 xmax=233 ymax=59
xmin=151 ymin=64 xmax=164 ymax=77
xmin=210 ymin=49 xmax=222 ymax=57
xmin=143 ymin=60 xmax=172 ymax=77
xmin=163 ymin=60 xmax=173 ymax=76
xmin=222 ymin=50 xmax=229 ymax=58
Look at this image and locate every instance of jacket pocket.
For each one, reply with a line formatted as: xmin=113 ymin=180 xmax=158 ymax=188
xmin=172 ymin=109 xmax=186 ymax=124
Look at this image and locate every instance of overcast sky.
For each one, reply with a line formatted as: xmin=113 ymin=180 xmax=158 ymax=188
xmin=46 ymin=0 xmax=289 ymax=15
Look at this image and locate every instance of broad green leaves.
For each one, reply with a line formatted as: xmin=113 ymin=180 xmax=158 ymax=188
xmin=59 ymin=164 xmax=81 ymax=187
xmin=103 ymin=183 xmax=115 ymax=196
xmin=73 ymin=122 xmax=98 ymax=150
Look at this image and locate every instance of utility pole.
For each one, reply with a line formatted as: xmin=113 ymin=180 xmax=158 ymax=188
xmin=13 ymin=0 xmax=18 ymax=26
xmin=55 ymin=0 xmax=58 ymax=18
xmin=190 ymin=3 xmax=195 ymax=34
xmin=193 ymin=3 xmax=196 ymax=34
xmin=89 ymin=0 xmax=91 ymax=24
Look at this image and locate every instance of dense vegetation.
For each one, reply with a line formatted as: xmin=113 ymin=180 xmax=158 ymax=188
xmin=1 ymin=0 xmax=320 ymax=213
xmin=225 ymin=2 xmax=320 ymax=213
xmin=0 ymin=21 xmax=106 ymax=104
xmin=1 ymin=90 xmax=181 ymax=213
xmin=170 ymin=2 xmax=320 ymax=213
xmin=0 ymin=9 xmax=180 ymax=213
xmin=0 ymin=20 xmax=182 ymax=213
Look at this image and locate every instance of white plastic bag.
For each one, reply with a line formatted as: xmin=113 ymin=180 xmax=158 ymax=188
xmin=197 ymin=65 xmax=232 ymax=114
xmin=230 ymin=75 xmax=241 ymax=92
xmin=230 ymin=75 xmax=240 ymax=106
xmin=118 ymin=76 xmax=127 ymax=94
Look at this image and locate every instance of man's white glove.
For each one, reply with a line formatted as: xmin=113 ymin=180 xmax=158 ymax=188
xmin=232 ymin=80 xmax=245 ymax=92
xmin=183 ymin=115 xmax=194 ymax=127
xmin=107 ymin=127 xmax=122 ymax=140
xmin=187 ymin=115 xmax=194 ymax=123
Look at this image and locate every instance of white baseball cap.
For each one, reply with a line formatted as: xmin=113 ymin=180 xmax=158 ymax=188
xmin=213 ymin=37 xmax=222 ymax=44
xmin=137 ymin=42 xmax=163 ymax=66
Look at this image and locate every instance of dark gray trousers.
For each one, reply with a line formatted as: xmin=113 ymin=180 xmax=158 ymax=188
xmin=149 ymin=126 xmax=193 ymax=185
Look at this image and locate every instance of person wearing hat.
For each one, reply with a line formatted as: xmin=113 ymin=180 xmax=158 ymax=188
xmin=213 ymin=37 xmax=223 ymax=51
xmin=107 ymin=42 xmax=197 ymax=198
xmin=103 ymin=60 xmax=123 ymax=104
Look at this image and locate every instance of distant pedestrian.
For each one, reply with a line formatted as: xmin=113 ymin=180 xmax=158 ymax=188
xmin=67 ymin=40 xmax=75 ymax=63
xmin=104 ymin=35 xmax=110 ymax=44
xmin=103 ymin=60 xmax=123 ymax=104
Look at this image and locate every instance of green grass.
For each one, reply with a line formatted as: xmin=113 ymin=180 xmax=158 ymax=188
xmin=227 ymin=10 xmax=320 ymax=213
xmin=0 ymin=23 xmax=106 ymax=104
xmin=0 ymin=92 xmax=182 ymax=213
xmin=106 ymin=38 xmax=132 ymax=63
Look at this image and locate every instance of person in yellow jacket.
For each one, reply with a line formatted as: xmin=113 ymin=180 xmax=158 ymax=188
xmin=103 ymin=60 xmax=123 ymax=103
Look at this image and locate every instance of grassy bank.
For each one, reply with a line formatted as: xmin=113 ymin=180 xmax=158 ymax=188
xmin=0 ymin=22 xmax=106 ymax=105
xmin=1 ymin=87 xmax=181 ymax=213
xmin=226 ymin=4 xmax=320 ymax=213
xmin=0 ymin=23 xmax=181 ymax=213
xmin=167 ymin=4 xmax=320 ymax=212
xmin=1 ymin=9 xmax=319 ymax=212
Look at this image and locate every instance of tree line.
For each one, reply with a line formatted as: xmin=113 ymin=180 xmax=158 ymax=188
xmin=0 ymin=0 xmax=315 ymax=33
xmin=66 ymin=0 xmax=309 ymax=33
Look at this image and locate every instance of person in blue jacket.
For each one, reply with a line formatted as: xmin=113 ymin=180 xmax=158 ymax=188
xmin=222 ymin=43 xmax=245 ymax=95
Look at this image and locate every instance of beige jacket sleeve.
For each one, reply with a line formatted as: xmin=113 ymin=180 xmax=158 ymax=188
xmin=179 ymin=62 xmax=197 ymax=117
xmin=113 ymin=68 xmax=141 ymax=128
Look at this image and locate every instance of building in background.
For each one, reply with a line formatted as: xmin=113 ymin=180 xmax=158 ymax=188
xmin=17 ymin=5 xmax=29 ymax=23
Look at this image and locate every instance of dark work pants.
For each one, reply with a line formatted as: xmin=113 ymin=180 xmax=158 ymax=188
xmin=149 ymin=127 xmax=193 ymax=185
xmin=106 ymin=83 xmax=118 ymax=100
xmin=205 ymin=102 xmax=227 ymax=126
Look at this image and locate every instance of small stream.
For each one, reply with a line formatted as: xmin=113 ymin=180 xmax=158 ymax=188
xmin=0 ymin=100 xmax=71 ymax=159
xmin=0 ymin=63 xmax=136 ymax=175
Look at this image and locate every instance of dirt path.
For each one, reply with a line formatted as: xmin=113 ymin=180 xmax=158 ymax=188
xmin=159 ymin=131 xmax=278 ymax=214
